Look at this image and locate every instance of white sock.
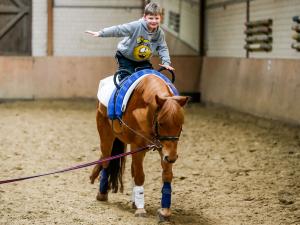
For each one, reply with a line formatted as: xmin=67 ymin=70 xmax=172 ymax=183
xmin=133 ymin=186 xmax=144 ymax=209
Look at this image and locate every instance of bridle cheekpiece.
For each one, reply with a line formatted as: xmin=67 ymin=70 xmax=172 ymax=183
xmin=153 ymin=107 xmax=181 ymax=143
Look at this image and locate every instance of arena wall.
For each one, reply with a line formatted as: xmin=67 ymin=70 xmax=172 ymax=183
xmin=0 ymin=56 xmax=201 ymax=99
xmin=201 ymin=57 xmax=300 ymax=124
xmin=2 ymin=55 xmax=300 ymax=124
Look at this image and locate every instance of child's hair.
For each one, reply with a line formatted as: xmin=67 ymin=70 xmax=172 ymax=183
xmin=144 ymin=2 xmax=163 ymax=15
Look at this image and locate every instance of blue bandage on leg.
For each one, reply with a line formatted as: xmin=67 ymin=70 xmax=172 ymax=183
xmin=161 ymin=182 xmax=172 ymax=208
xmin=99 ymin=168 xmax=108 ymax=194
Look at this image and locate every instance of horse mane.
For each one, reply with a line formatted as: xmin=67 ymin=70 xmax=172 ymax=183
xmin=158 ymin=98 xmax=185 ymax=126
xmin=135 ymin=75 xmax=184 ymax=126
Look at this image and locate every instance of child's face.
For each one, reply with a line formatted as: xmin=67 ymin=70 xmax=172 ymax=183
xmin=144 ymin=14 xmax=161 ymax=31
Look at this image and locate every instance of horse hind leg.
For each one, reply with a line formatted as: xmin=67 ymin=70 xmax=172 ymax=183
xmin=92 ymin=106 xmax=115 ymax=201
xmin=96 ymin=137 xmax=126 ymax=202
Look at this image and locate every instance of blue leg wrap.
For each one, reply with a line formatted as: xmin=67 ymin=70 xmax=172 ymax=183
xmin=161 ymin=182 xmax=172 ymax=208
xmin=99 ymin=169 xmax=108 ymax=194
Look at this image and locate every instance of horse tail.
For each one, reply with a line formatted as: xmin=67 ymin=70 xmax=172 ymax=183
xmin=108 ymin=138 xmax=126 ymax=193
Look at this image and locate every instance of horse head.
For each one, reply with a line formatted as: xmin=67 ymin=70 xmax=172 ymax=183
xmin=154 ymin=94 xmax=189 ymax=163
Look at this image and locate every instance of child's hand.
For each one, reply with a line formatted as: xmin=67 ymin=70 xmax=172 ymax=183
xmin=159 ymin=64 xmax=175 ymax=71
xmin=85 ymin=30 xmax=100 ymax=37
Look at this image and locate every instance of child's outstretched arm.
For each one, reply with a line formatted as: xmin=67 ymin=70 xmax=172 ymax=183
xmin=85 ymin=21 xmax=139 ymax=38
xmin=85 ymin=31 xmax=100 ymax=37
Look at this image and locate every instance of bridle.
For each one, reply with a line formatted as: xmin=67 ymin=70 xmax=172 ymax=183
xmin=153 ymin=107 xmax=181 ymax=142
xmin=152 ymin=108 xmax=181 ymax=164
xmin=116 ymin=105 xmax=182 ymax=163
xmin=117 ymin=106 xmax=181 ymax=164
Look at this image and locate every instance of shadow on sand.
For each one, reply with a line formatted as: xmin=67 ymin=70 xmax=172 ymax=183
xmin=105 ymin=200 xmax=216 ymax=225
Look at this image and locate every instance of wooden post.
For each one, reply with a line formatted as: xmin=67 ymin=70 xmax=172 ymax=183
xmin=47 ymin=0 xmax=53 ymax=56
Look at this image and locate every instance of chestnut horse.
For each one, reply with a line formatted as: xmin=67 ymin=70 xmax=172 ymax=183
xmin=90 ymin=74 xmax=189 ymax=220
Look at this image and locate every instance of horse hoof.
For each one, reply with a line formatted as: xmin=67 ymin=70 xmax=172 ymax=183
xmin=157 ymin=209 xmax=172 ymax=224
xmin=96 ymin=192 xmax=108 ymax=201
xmin=134 ymin=208 xmax=147 ymax=217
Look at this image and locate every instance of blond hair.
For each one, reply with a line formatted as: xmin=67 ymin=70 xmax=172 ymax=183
xmin=144 ymin=2 xmax=163 ymax=15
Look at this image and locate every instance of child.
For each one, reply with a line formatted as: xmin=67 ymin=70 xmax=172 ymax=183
xmin=85 ymin=2 xmax=174 ymax=81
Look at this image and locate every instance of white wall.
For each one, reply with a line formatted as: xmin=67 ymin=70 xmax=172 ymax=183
xmin=205 ymin=0 xmax=246 ymax=57
xmin=157 ymin=0 xmax=199 ymax=53
xmin=32 ymin=0 xmax=48 ymax=56
xmin=53 ymin=0 xmax=143 ymax=56
xmin=205 ymin=0 xmax=300 ymax=59
xmin=249 ymin=0 xmax=300 ymax=59
xmin=31 ymin=0 xmax=143 ymax=56
xmin=179 ymin=0 xmax=199 ymax=51
xmin=31 ymin=0 xmax=200 ymax=56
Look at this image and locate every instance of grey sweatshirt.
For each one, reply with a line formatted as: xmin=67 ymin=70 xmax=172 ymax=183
xmin=98 ymin=18 xmax=171 ymax=66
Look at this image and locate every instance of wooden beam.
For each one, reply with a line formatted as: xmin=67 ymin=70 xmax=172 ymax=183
xmin=0 ymin=6 xmax=20 ymax=13
xmin=11 ymin=0 xmax=25 ymax=8
xmin=0 ymin=10 xmax=28 ymax=39
xmin=206 ymin=0 xmax=253 ymax=10
xmin=47 ymin=0 xmax=53 ymax=56
xmin=245 ymin=19 xmax=272 ymax=27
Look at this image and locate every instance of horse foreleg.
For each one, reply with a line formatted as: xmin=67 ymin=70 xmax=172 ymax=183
xmin=131 ymin=145 xmax=147 ymax=217
xmin=157 ymin=157 xmax=173 ymax=222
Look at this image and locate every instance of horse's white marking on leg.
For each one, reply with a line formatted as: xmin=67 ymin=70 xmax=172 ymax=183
xmin=133 ymin=186 xmax=144 ymax=209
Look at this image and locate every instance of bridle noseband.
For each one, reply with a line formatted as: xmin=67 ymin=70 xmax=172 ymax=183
xmin=153 ymin=108 xmax=181 ymax=143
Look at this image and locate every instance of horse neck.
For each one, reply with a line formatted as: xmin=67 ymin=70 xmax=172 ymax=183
xmin=132 ymin=76 xmax=172 ymax=129
xmin=140 ymin=76 xmax=172 ymax=105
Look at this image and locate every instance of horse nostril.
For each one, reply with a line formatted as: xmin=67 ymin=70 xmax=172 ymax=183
xmin=163 ymin=155 xmax=178 ymax=163
xmin=163 ymin=155 xmax=168 ymax=162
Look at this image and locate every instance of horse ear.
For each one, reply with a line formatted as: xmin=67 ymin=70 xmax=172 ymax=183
xmin=155 ymin=94 xmax=167 ymax=107
xmin=174 ymin=96 xmax=190 ymax=107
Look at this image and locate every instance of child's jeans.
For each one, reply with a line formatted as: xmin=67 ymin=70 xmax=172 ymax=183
xmin=115 ymin=51 xmax=153 ymax=81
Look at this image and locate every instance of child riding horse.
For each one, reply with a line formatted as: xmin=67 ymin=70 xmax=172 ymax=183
xmin=90 ymin=73 xmax=188 ymax=221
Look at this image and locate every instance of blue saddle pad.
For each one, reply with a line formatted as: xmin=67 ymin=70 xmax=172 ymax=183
xmin=107 ymin=69 xmax=179 ymax=120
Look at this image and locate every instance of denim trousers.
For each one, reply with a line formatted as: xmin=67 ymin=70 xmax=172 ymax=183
xmin=115 ymin=51 xmax=153 ymax=80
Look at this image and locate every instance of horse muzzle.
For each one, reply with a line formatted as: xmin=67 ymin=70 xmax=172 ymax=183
xmin=163 ymin=155 xmax=178 ymax=164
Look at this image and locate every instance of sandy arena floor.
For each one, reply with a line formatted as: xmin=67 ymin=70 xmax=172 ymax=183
xmin=0 ymin=100 xmax=299 ymax=225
